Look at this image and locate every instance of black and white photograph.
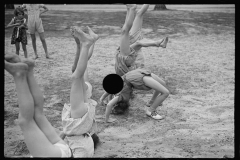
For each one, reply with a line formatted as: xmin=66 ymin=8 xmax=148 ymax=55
xmin=4 ymin=4 xmax=235 ymax=158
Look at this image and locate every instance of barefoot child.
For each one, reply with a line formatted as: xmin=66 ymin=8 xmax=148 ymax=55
xmin=59 ymin=26 xmax=100 ymax=157
xmin=5 ymin=54 xmax=72 ymax=157
xmin=115 ymin=4 xmax=168 ymax=77
xmin=124 ymin=4 xmax=168 ymax=69
xmin=59 ymin=26 xmax=100 ymax=156
xmin=99 ymin=4 xmax=169 ymax=105
xmin=22 ymin=4 xmax=50 ymax=59
xmin=6 ymin=7 xmax=28 ymax=58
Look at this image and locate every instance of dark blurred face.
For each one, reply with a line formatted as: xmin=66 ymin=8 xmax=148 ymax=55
xmin=17 ymin=12 xmax=23 ymax=19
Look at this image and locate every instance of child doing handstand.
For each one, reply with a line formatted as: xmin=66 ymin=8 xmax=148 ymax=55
xmin=59 ymin=26 xmax=100 ymax=157
xmin=5 ymin=54 xmax=72 ymax=157
xmin=100 ymin=4 xmax=169 ymax=105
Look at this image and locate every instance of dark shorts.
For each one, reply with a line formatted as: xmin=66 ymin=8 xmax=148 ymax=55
xmin=11 ymin=27 xmax=27 ymax=45
xmin=125 ymin=69 xmax=152 ymax=91
xmin=115 ymin=47 xmax=137 ymax=76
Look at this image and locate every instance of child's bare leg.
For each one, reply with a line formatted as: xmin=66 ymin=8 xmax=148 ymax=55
xmin=22 ymin=43 xmax=28 ymax=58
xmin=83 ymin=26 xmax=99 ymax=82
xmin=151 ymin=73 xmax=176 ymax=95
xmin=147 ymin=73 xmax=173 ymax=106
xmin=39 ymin=32 xmax=50 ymax=59
xmin=71 ymin=26 xmax=99 ymax=102
xmin=71 ymin=26 xmax=99 ymax=74
xmin=82 ymin=26 xmax=99 ymax=101
xmin=15 ymin=42 xmax=20 ymax=55
xmin=22 ymin=59 xmax=63 ymax=145
xmin=159 ymin=37 xmax=168 ymax=48
xmin=86 ymin=26 xmax=99 ymax=60
xmin=71 ymin=36 xmax=81 ymax=73
xmin=129 ymin=4 xmax=149 ymax=35
xmin=70 ymin=35 xmax=89 ymax=102
xmin=124 ymin=5 xmax=137 ymax=28
xmin=143 ymin=76 xmax=169 ymax=112
xmin=130 ymin=37 xmax=168 ymax=51
xmin=120 ymin=4 xmax=137 ymax=56
xmin=30 ymin=34 xmax=39 ymax=59
xmin=146 ymin=90 xmax=161 ymax=106
xmin=5 ymin=61 xmax=61 ymax=157
xmin=70 ymin=26 xmax=94 ymax=118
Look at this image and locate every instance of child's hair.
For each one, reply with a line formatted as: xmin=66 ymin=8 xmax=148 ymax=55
xmin=14 ymin=6 xmax=25 ymax=17
xmin=112 ymin=101 xmax=129 ymax=115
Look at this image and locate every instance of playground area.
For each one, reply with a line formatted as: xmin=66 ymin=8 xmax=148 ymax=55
xmin=4 ymin=4 xmax=235 ymax=158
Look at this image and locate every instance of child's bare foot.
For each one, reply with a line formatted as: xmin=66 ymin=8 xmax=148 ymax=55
xmin=126 ymin=4 xmax=132 ymax=9
xmin=160 ymin=37 xmax=168 ymax=48
xmin=155 ymin=39 xmax=164 ymax=47
xmin=127 ymin=4 xmax=137 ymax=10
xmin=87 ymin=26 xmax=99 ymax=42
xmin=5 ymin=53 xmax=21 ymax=63
xmin=5 ymin=61 xmax=28 ymax=77
xmin=70 ymin=26 xmax=94 ymax=45
xmin=22 ymin=59 xmax=35 ymax=71
xmin=70 ymin=29 xmax=81 ymax=44
xmin=34 ymin=55 xmax=39 ymax=60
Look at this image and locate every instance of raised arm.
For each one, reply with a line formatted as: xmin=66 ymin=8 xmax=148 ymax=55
xmin=19 ymin=18 xmax=28 ymax=30
xmin=40 ymin=4 xmax=49 ymax=15
xmin=105 ymin=96 xmax=119 ymax=122
xmin=21 ymin=4 xmax=28 ymax=15
xmin=5 ymin=18 xmax=20 ymax=29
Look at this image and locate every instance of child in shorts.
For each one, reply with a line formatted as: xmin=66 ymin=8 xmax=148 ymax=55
xmin=22 ymin=4 xmax=50 ymax=59
xmin=100 ymin=68 xmax=171 ymax=121
xmin=59 ymin=26 xmax=100 ymax=157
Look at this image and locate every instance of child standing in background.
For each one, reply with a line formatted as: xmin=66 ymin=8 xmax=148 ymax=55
xmin=6 ymin=7 xmax=28 ymax=58
xmin=22 ymin=4 xmax=50 ymax=59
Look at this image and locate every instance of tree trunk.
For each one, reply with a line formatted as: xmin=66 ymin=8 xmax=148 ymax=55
xmin=5 ymin=4 xmax=15 ymax=9
xmin=154 ymin=4 xmax=167 ymax=10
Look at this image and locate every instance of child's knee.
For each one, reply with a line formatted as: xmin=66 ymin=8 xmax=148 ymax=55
xmin=71 ymin=73 xmax=83 ymax=81
xmin=162 ymin=90 xmax=170 ymax=97
xmin=18 ymin=116 xmax=32 ymax=128
xmin=121 ymin=27 xmax=128 ymax=35
xmin=33 ymin=110 xmax=44 ymax=120
xmin=121 ymin=25 xmax=131 ymax=35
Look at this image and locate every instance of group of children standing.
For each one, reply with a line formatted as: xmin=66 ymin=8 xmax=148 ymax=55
xmin=6 ymin=4 xmax=50 ymax=59
xmin=5 ymin=4 xmax=175 ymax=158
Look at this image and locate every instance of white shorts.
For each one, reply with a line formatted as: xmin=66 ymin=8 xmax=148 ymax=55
xmin=54 ymin=142 xmax=72 ymax=157
xmin=30 ymin=142 xmax=72 ymax=157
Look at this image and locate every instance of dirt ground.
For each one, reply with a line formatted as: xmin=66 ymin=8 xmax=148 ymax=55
xmin=4 ymin=5 xmax=235 ymax=158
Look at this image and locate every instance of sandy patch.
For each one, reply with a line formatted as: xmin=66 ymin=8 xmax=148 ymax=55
xmin=4 ymin=32 xmax=234 ymax=157
xmin=4 ymin=5 xmax=234 ymax=157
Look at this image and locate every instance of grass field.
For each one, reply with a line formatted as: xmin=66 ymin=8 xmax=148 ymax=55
xmin=4 ymin=5 xmax=235 ymax=158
